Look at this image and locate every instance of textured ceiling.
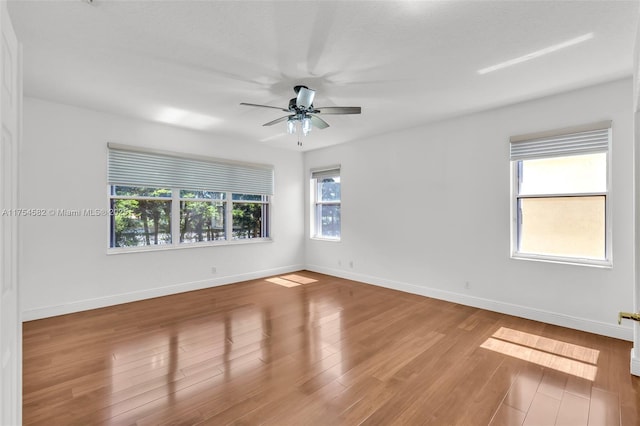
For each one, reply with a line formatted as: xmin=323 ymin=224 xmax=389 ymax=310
xmin=7 ymin=0 xmax=639 ymax=151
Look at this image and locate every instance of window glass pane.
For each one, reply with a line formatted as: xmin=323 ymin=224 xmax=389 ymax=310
xmin=318 ymin=177 xmax=341 ymax=202
xmin=518 ymin=196 xmax=605 ymax=259
xmin=232 ymin=202 xmax=268 ymax=239
xmin=180 ymin=190 xmax=225 ymax=200
xmin=319 ymin=204 xmax=341 ymax=239
xmin=112 ymin=186 xmax=171 ymax=197
xmin=180 ymin=201 xmax=226 ymax=243
xmin=110 ymin=199 xmax=171 ymax=247
xmin=232 ymin=193 xmax=263 ymax=201
xmin=519 ymin=153 xmax=606 ymax=195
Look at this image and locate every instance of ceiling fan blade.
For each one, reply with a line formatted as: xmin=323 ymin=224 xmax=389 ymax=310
xmin=296 ymin=87 xmax=316 ymax=109
xmin=240 ymin=102 xmax=289 ymax=112
xmin=308 ymin=114 xmax=330 ymax=129
xmin=313 ymin=106 xmax=361 ymax=115
xmin=262 ymin=115 xmax=292 ymax=126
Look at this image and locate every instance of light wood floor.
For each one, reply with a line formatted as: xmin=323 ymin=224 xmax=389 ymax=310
xmin=23 ymin=271 xmax=639 ymax=425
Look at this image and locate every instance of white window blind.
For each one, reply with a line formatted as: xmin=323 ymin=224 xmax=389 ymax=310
xmin=108 ymin=143 xmax=274 ymax=195
xmin=510 ymin=121 xmax=611 ymax=161
xmin=311 ymin=167 xmax=340 ymax=180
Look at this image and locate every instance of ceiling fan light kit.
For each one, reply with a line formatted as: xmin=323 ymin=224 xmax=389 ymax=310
xmin=241 ymin=85 xmax=361 ymax=147
xmin=287 ymin=116 xmax=313 ymax=136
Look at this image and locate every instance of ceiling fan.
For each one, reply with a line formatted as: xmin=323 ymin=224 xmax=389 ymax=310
xmin=241 ymin=85 xmax=361 ymax=145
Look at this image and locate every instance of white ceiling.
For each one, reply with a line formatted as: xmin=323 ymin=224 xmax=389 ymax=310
xmin=7 ymin=0 xmax=639 ymax=151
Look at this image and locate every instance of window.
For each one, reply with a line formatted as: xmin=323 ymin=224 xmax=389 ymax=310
xmin=108 ymin=144 xmax=273 ymax=250
xmin=110 ymin=186 xmax=172 ymax=247
xmin=311 ymin=167 xmax=341 ymax=240
xmin=232 ymin=194 xmax=269 ymax=239
xmin=510 ymin=121 xmax=611 ymax=266
xmin=180 ymin=190 xmax=226 ymax=243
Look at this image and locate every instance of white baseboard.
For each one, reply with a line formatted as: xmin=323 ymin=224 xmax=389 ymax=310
xmin=306 ymin=264 xmax=634 ymax=342
xmin=632 ymin=349 xmax=640 ymax=376
xmin=21 ymin=264 xmax=304 ymax=321
xmin=23 ymin=263 xmax=635 ymax=342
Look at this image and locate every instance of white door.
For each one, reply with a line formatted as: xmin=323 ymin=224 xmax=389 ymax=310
xmin=634 ymin=108 xmax=640 ymax=376
xmin=633 ymin=13 xmax=640 ymax=378
xmin=0 ymin=1 xmax=21 ymax=424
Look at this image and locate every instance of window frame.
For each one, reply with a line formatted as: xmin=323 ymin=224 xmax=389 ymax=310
xmin=109 ymin=186 xmax=174 ymax=249
xmin=310 ymin=167 xmax=341 ymax=241
xmin=510 ymin=123 xmax=612 ymax=267
xmin=231 ymin=193 xmax=270 ymax=240
xmin=108 ymin=186 xmax=272 ymax=253
xmin=179 ymin=190 xmax=227 ymax=244
xmin=107 ymin=144 xmax=274 ymax=253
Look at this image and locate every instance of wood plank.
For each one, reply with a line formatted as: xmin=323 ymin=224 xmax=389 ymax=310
xmin=522 ymin=392 xmax=561 ymax=426
xmin=588 ymin=387 xmax=620 ymax=426
xmin=22 ymin=271 xmax=639 ymax=425
xmin=555 ymin=392 xmax=590 ymax=426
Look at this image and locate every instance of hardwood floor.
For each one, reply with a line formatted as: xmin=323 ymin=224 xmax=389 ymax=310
xmin=23 ymin=271 xmax=639 ymax=425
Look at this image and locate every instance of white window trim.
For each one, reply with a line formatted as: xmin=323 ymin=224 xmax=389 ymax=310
xmin=509 ymin=123 xmax=612 ymax=268
xmin=108 ymin=187 xmax=272 ymax=254
xmin=177 ymin=191 xmax=226 ymax=245
xmin=310 ymin=166 xmax=341 ymax=241
xmin=231 ymin=195 xmax=270 ymax=242
xmin=107 ymin=237 xmax=273 ymax=255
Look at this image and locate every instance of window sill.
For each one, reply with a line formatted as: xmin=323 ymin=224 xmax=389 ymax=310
xmin=511 ymin=253 xmax=612 ymax=269
xmin=310 ymin=237 xmax=341 ymax=243
xmin=107 ymin=238 xmax=273 ymax=255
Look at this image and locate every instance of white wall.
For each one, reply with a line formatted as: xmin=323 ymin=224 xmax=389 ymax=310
xmin=20 ymin=79 xmax=637 ymax=341
xmin=305 ymin=78 xmax=635 ymax=340
xmin=20 ymin=97 xmax=305 ymax=320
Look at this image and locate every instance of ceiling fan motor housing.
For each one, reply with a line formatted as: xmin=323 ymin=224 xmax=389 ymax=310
xmin=295 ymin=86 xmax=315 ymax=110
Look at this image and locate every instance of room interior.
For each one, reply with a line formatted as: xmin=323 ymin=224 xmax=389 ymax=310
xmin=2 ymin=0 xmax=640 ymax=424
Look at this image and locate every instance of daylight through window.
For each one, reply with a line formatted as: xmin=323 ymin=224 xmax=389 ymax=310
xmin=311 ymin=167 xmax=341 ymax=240
xmin=510 ymin=122 xmax=611 ymax=266
xmin=108 ymin=144 xmax=273 ymax=250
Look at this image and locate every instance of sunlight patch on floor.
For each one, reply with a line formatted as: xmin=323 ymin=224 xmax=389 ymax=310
xmin=480 ymin=327 xmax=599 ymax=381
xmin=281 ymin=274 xmax=318 ymax=285
xmin=265 ymin=274 xmax=318 ymax=288
xmin=492 ymin=327 xmax=599 ymax=364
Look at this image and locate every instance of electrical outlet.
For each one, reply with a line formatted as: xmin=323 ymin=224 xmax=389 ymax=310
xmin=211 ymin=267 xmax=217 ymax=274
xmin=349 ymin=261 xmax=354 ymax=268
xmin=464 ymin=281 xmax=470 ymax=290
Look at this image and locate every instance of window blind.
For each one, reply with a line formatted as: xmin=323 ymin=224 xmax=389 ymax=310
xmin=108 ymin=143 xmax=274 ymax=195
xmin=311 ymin=167 xmax=340 ymax=180
xmin=510 ymin=121 xmax=611 ymax=161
